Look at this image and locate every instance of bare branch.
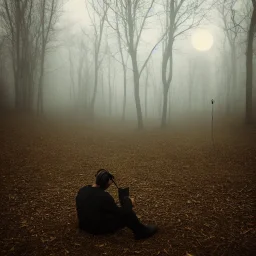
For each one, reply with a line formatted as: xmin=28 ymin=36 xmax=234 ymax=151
xmin=135 ymin=0 xmax=154 ymax=50
xmin=139 ymin=26 xmax=169 ymax=77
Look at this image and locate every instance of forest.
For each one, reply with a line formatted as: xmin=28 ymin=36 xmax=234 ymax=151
xmin=0 ymin=0 xmax=255 ymax=256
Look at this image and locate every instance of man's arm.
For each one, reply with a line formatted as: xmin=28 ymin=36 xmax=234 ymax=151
xmin=101 ymin=193 xmax=133 ymax=215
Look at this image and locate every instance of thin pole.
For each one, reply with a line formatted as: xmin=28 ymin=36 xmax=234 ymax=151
xmin=211 ymin=99 xmax=215 ymax=145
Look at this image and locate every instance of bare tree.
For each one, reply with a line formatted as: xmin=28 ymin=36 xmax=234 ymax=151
xmin=1 ymin=0 xmax=35 ymax=110
xmin=217 ymin=0 xmax=246 ymax=113
xmin=77 ymin=40 xmax=86 ymax=101
xmin=168 ymin=82 xmax=172 ymax=123
xmin=68 ymin=47 xmax=76 ymax=101
xmin=144 ymin=65 xmax=149 ymax=119
xmin=86 ymin=0 xmax=109 ymax=119
xmin=246 ymin=0 xmax=256 ymax=124
xmin=100 ymin=69 xmax=106 ymax=116
xmin=150 ymin=62 xmax=159 ymax=118
xmin=0 ymin=0 xmax=61 ymax=113
xmin=160 ymin=0 xmax=210 ymax=128
xmin=76 ymin=35 xmax=92 ymax=111
xmin=106 ymin=0 xmax=167 ymax=129
xmin=64 ymin=33 xmax=92 ymax=112
xmin=105 ymin=8 xmax=130 ymax=121
xmin=106 ymin=43 xmax=112 ymax=117
xmin=188 ymin=58 xmax=197 ymax=111
xmin=37 ymin=0 xmax=60 ymax=115
xmin=0 ymin=34 xmax=8 ymax=108
xmin=216 ymin=36 xmax=232 ymax=112
xmin=114 ymin=12 xmax=129 ymax=121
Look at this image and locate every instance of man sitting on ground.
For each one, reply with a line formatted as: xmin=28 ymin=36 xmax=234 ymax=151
xmin=75 ymin=169 xmax=158 ymax=240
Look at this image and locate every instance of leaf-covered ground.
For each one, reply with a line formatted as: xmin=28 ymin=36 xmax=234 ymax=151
xmin=0 ymin=113 xmax=255 ymax=256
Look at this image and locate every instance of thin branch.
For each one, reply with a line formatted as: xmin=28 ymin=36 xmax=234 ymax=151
xmin=139 ymin=26 xmax=170 ymax=77
xmin=135 ymin=0 xmax=155 ymax=50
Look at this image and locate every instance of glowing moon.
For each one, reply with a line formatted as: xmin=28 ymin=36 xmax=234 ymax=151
xmin=191 ymin=29 xmax=214 ymax=52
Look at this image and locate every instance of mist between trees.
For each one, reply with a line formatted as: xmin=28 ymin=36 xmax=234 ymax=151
xmin=0 ymin=0 xmax=255 ymax=128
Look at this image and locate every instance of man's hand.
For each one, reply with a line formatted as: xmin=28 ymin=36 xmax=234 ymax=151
xmin=129 ymin=197 xmax=135 ymax=207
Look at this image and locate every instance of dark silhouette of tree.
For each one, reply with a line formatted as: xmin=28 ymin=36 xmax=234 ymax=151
xmin=246 ymin=0 xmax=256 ymax=124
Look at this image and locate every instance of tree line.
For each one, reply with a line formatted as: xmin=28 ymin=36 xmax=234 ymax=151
xmin=0 ymin=0 xmax=255 ymax=128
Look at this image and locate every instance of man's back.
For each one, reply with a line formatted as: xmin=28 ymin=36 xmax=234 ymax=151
xmin=76 ymin=170 xmax=157 ymax=239
xmin=76 ymin=186 xmax=109 ymax=229
xmin=76 ymin=185 xmax=130 ymax=233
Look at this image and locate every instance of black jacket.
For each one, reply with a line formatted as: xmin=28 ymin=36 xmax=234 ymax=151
xmin=76 ymin=185 xmax=133 ymax=232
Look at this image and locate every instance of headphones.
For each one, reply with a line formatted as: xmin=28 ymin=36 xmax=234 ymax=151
xmin=95 ymin=169 xmax=116 ymax=189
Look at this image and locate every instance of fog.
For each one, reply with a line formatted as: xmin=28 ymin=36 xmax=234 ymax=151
xmin=0 ymin=0 xmax=255 ymax=127
xmin=1 ymin=2 xmax=256 ymax=255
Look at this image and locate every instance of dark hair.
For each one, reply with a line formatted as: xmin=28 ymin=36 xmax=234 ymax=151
xmin=95 ymin=169 xmax=114 ymax=189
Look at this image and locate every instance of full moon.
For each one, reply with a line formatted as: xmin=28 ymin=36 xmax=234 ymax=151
xmin=191 ymin=29 xmax=214 ymax=52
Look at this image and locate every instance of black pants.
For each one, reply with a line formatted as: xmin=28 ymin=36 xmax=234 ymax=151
xmin=80 ymin=210 xmax=145 ymax=235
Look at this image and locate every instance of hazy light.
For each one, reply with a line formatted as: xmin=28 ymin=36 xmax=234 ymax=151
xmin=191 ymin=29 xmax=214 ymax=52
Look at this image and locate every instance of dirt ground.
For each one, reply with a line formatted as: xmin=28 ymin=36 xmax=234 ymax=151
xmin=0 ymin=112 xmax=255 ymax=256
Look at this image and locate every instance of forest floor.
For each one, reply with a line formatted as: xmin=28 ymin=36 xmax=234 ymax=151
xmin=0 ymin=112 xmax=255 ymax=256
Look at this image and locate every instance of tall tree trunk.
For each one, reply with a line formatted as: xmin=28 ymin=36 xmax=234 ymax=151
xmin=188 ymin=59 xmax=196 ymax=111
xmin=168 ymin=86 xmax=171 ymax=123
xmin=87 ymin=2 xmax=108 ymax=120
xmin=90 ymin=53 xmax=99 ymax=119
xmin=68 ymin=48 xmax=76 ymax=103
xmin=116 ymin=12 xmax=128 ymax=122
xmin=161 ymin=43 xmax=173 ymax=128
xmin=122 ymin=68 xmax=127 ymax=121
xmin=37 ymin=0 xmax=46 ymax=115
xmin=28 ymin=68 xmax=33 ymax=111
xmin=159 ymin=89 xmax=162 ymax=118
xmin=225 ymin=56 xmax=232 ymax=114
xmin=131 ymin=52 xmax=143 ymax=129
xmin=37 ymin=50 xmax=45 ymax=115
xmin=188 ymin=85 xmax=192 ymax=111
xmin=15 ymin=1 xmax=21 ymax=110
xmin=144 ymin=68 xmax=149 ymax=119
xmin=108 ymin=56 xmax=112 ymax=117
xmin=145 ymin=83 xmax=148 ymax=119
xmin=37 ymin=82 xmax=43 ymax=115
xmin=37 ymin=0 xmax=46 ymax=116
xmin=101 ymin=71 xmax=106 ymax=116
xmin=78 ymin=46 xmax=84 ymax=95
xmin=134 ymin=75 xmax=143 ymax=129
xmin=246 ymin=4 xmax=256 ymax=124
xmin=113 ymin=77 xmax=117 ymax=116
xmin=161 ymin=85 xmax=169 ymax=127
xmin=231 ymin=45 xmax=237 ymax=112
xmin=161 ymin=0 xmax=175 ymax=128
